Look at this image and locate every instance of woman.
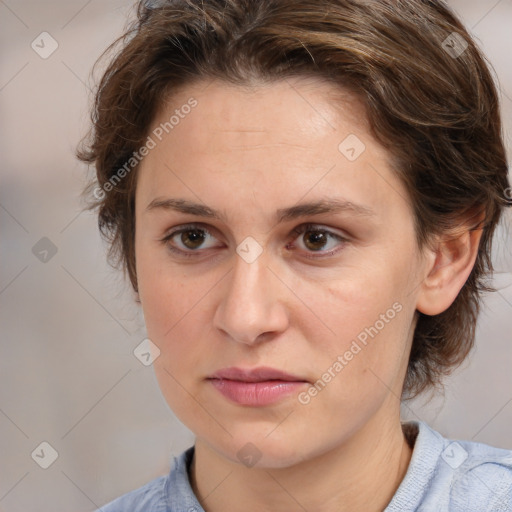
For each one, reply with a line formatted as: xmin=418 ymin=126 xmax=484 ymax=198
xmin=79 ymin=0 xmax=512 ymax=510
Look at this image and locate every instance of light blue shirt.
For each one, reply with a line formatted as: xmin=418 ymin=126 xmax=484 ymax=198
xmin=97 ymin=421 xmax=512 ymax=511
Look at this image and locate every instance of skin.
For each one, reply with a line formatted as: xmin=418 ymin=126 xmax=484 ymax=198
xmin=134 ymin=77 xmax=483 ymax=512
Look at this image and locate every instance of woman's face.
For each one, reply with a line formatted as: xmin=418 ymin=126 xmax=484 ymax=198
xmin=134 ymin=78 xmax=429 ymax=468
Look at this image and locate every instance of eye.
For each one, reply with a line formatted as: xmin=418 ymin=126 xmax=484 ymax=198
xmin=288 ymin=223 xmax=347 ymax=258
xmin=160 ymin=222 xmax=348 ymax=260
xmin=160 ymin=223 xmax=222 ymax=257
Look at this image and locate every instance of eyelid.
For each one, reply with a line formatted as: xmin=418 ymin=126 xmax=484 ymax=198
xmin=162 ymin=222 xmax=215 ymax=239
xmin=290 ymin=222 xmax=348 ymax=239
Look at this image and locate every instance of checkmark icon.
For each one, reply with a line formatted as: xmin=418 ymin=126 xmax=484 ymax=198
xmin=31 ymin=32 xmax=58 ymax=59
xmin=134 ymin=338 xmax=161 ymax=366
xmin=236 ymin=236 xmax=263 ymax=263
xmin=237 ymin=442 xmax=262 ymax=467
xmin=441 ymin=442 xmax=468 ymax=469
xmin=338 ymin=134 xmax=366 ymax=161
xmin=32 ymin=237 xmax=58 ymax=263
xmin=31 ymin=441 xmax=59 ymax=469
xmin=442 ymin=32 xmax=468 ymax=59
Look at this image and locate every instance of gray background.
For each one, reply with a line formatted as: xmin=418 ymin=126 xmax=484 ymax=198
xmin=0 ymin=1 xmax=511 ymax=511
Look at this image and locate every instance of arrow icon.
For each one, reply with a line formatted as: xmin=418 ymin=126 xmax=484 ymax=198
xmin=441 ymin=442 xmax=468 ymax=469
xmin=32 ymin=237 xmax=58 ymax=263
xmin=31 ymin=32 xmax=59 ymax=59
xmin=338 ymin=134 xmax=365 ymax=161
xmin=236 ymin=236 xmax=263 ymax=263
xmin=31 ymin=441 xmax=59 ymax=469
xmin=134 ymin=338 xmax=160 ymax=366
xmin=236 ymin=442 xmax=262 ymax=467
xmin=442 ymin=32 xmax=467 ymax=59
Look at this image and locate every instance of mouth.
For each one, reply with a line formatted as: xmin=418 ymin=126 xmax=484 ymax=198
xmin=208 ymin=366 xmax=308 ymax=383
xmin=206 ymin=366 xmax=309 ymax=406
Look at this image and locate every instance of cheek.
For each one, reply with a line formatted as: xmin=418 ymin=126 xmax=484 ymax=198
xmin=327 ymin=294 xmax=404 ymax=369
xmin=315 ymin=265 xmax=397 ymax=344
xmin=135 ymin=246 xmax=212 ymax=370
xmin=136 ymin=240 xmax=186 ymax=334
xmin=305 ymin=256 xmax=412 ymax=392
xmin=139 ymin=274 xmax=199 ymax=353
xmin=138 ymin=262 xmax=208 ymax=418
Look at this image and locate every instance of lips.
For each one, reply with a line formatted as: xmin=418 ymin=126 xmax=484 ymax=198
xmin=208 ymin=366 xmax=307 ymax=383
xmin=207 ymin=366 xmax=309 ymax=406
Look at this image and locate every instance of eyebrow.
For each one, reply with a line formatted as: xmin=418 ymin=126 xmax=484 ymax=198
xmin=145 ymin=197 xmax=375 ymax=223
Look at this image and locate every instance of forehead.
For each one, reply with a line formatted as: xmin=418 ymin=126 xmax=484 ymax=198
xmin=153 ymin=77 xmax=369 ymax=150
xmin=136 ymin=77 xmax=409 ymax=219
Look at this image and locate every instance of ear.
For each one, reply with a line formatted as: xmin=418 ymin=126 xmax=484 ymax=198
xmin=416 ymin=214 xmax=485 ymax=316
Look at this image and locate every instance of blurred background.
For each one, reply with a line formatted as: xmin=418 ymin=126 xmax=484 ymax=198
xmin=0 ymin=1 xmax=511 ymax=511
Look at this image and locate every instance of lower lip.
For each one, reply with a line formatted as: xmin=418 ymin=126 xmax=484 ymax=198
xmin=208 ymin=378 xmax=307 ymax=406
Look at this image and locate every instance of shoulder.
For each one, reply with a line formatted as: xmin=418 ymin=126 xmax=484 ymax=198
xmin=95 ymin=446 xmax=199 ymax=512
xmin=416 ymin=421 xmax=512 ymax=511
xmin=96 ymin=475 xmax=169 ymax=512
xmin=447 ymin=437 xmax=512 ymax=511
xmin=387 ymin=421 xmax=512 ymax=512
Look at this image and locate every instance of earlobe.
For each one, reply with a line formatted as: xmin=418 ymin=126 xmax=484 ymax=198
xmin=416 ymin=226 xmax=483 ymax=316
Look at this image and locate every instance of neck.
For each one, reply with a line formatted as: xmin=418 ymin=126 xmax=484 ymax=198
xmin=189 ymin=407 xmax=413 ymax=512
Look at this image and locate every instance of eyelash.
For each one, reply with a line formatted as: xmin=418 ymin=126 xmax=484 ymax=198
xmin=160 ymin=222 xmax=348 ymax=260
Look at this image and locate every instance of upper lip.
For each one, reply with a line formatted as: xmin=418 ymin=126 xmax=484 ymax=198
xmin=208 ymin=366 xmax=307 ymax=383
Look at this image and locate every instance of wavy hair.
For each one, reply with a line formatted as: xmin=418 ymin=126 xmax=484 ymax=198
xmin=77 ymin=0 xmax=511 ymax=398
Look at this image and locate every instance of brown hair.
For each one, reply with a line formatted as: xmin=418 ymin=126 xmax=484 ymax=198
xmin=77 ymin=0 xmax=510 ymax=398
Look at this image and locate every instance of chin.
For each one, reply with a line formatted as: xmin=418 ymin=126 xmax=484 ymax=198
xmin=226 ymin=441 xmax=306 ymax=469
xmin=199 ymin=424 xmax=327 ymax=470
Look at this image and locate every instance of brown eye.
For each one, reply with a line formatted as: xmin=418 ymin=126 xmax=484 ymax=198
xmin=302 ymin=229 xmax=329 ymax=251
xmin=161 ymin=223 xmax=222 ymax=258
xmin=180 ymin=229 xmax=207 ymax=249
xmin=290 ymin=223 xmax=347 ymax=258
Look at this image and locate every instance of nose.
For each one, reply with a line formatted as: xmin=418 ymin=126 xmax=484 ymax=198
xmin=213 ymin=249 xmax=290 ymax=345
